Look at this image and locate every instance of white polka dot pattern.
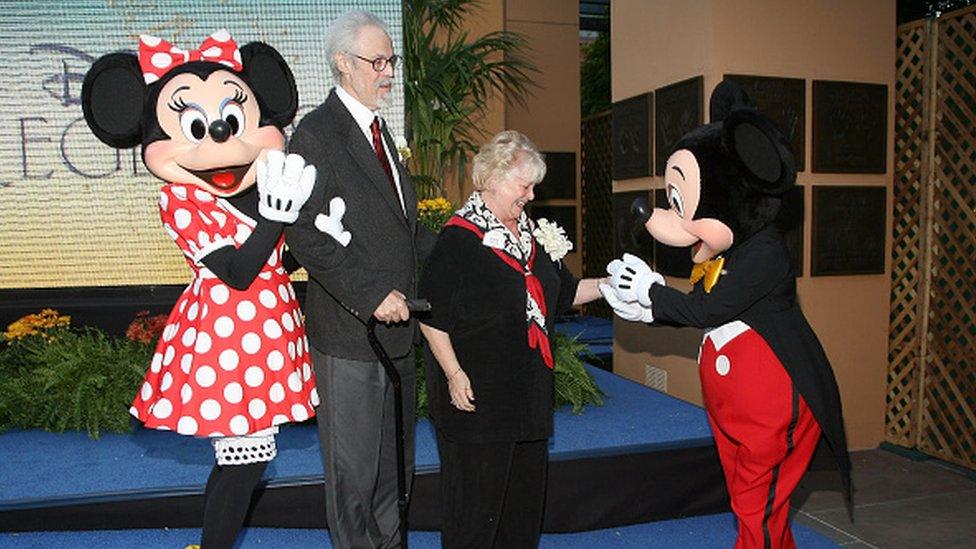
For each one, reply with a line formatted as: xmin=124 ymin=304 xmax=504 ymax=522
xmin=214 ymin=316 xmax=235 ymax=337
xmin=219 ymin=349 xmax=240 ymax=371
xmin=249 ymin=398 xmax=267 ymax=419
xmin=224 ymin=382 xmax=243 ymax=404
xmin=200 ymin=399 xmax=222 ymax=421
xmin=237 ymin=300 xmax=256 ymax=321
xmin=130 ymin=183 xmax=317 ymax=438
xmin=138 ymin=30 xmax=242 ymax=84
xmin=152 ymin=398 xmax=173 ymax=419
xmin=245 ymin=366 xmax=265 ymax=387
xmin=196 ymin=366 xmax=217 ymax=387
xmin=242 ymin=332 xmax=262 ymax=354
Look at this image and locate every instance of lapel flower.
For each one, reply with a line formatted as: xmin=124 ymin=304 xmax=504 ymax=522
xmin=532 ymin=218 xmax=573 ymax=261
xmin=394 ymin=135 xmax=412 ymax=163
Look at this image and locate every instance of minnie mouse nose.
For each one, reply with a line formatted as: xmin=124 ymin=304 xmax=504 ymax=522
xmin=209 ymin=120 xmax=231 ymax=143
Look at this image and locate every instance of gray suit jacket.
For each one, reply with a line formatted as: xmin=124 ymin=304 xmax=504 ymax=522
xmin=286 ymin=89 xmax=434 ymax=361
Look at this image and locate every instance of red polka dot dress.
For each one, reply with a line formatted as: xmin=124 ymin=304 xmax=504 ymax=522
xmin=130 ymin=183 xmax=318 ymax=438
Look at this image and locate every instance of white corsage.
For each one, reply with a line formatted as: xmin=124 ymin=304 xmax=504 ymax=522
xmin=533 ymin=218 xmax=573 ymax=261
xmin=394 ymin=135 xmax=412 ymax=163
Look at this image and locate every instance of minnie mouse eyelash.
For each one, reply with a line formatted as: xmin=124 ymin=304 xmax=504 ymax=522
xmin=168 ymin=96 xmax=189 ymax=113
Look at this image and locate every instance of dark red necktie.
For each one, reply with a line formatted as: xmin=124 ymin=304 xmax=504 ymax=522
xmin=370 ymin=116 xmax=397 ymax=195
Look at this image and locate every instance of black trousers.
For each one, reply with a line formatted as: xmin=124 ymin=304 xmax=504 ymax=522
xmin=437 ymin=433 xmax=548 ymax=549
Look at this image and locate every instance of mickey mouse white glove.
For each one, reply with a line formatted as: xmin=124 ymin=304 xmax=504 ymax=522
xmin=606 ymin=253 xmax=665 ymax=307
xmin=314 ymin=197 xmax=352 ymax=247
xmin=600 ymin=284 xmax=655 ymax=323
xmin=256 ymin=150 xmax=316 ymax=224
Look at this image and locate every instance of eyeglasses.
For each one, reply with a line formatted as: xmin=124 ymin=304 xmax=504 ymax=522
xmin=350 ymin=53 xmax=400 ymax=72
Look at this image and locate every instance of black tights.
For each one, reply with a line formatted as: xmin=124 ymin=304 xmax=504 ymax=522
xmin=200 ymin=461 xmax=268 ymax=549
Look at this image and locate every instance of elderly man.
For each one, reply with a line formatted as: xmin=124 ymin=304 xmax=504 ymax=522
xmin=285 ymin=10 xmax=434 ymax=548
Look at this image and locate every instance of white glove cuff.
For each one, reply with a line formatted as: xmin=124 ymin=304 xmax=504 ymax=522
xmin=259 ymin=203 xmax=299 ymax=224
xmin=636 ymin=272 xmax=665 ymax=308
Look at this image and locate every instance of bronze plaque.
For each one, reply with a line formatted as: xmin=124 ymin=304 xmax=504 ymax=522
xmin=812 ymin=81 xmax=888 ymax=173
xmin=724 ymin=74 xmax=806 ymax=171
xmin=655 ymin=76 xmax=704 ymax=176
xmin=528 ymin=205 xmax=577 ymax=248
xmin=536 ymin=152 xmax=576 ymax=200
xmin=652 ymin=189 xmax=694 ymax=277
xmin=612 ymin=92 xmax=653 ymax=180
xmin=811 ymin=186 xmax=887 ymax=275
xmin=612 ymin=191 xmax=655 ymax=264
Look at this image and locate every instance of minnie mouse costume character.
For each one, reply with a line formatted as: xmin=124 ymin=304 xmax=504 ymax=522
xmin=82 ymin=30 xmax=350 ymax=549
xmin=603 ymin=81 xmax=851 ymax=549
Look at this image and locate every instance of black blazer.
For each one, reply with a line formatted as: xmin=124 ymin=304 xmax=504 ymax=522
xmin=649 ymin=226 xmax=852 ymax=498
xmin=286 ymin=89 xmax=435 ymax=361
xmin=419 ymin=225 xmax=579 ymax=443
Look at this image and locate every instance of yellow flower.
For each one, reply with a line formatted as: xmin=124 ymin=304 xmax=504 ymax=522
xmin=418 ymin=197 xmax=452 ymax=213
xmin=3 ymin=309 xmax=71 ymax=341
xmin=417 ymin=197 xmax=456 ymax=231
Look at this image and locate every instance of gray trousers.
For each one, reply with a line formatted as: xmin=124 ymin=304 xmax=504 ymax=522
xmin=311 ymin=347 xmax=416 ymax=549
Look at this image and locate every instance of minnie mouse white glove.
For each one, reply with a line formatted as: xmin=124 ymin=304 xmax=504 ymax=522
xmin=256 ymin=150 xmax=315 ymax=224
xmin=606 ymin=253 xmax=665 ymax=307
xmin=315 ymin=197 xmax=352 ymax=247
xmin=600 ymin=284 xmax=655 ymax=323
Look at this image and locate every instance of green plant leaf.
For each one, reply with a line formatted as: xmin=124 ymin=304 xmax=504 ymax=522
xmin=403 ymin=0 xmax=538 ymax=198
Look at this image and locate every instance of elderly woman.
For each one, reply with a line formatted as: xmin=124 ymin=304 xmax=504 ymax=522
xmin=419 ymin=130 xmax=605 ymax=548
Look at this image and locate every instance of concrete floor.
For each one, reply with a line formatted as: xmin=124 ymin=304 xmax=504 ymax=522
xmin=791 ymin=447 xmax=976 ymax=548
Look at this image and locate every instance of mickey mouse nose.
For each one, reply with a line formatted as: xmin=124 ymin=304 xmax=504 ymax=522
xmin=209 ymin=120 xmax=231 ymax=143
xmin=630 ymin=196 xmax=652 ymax=225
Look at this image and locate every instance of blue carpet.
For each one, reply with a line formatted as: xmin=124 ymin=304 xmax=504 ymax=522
xmin=0 ymin=512 xmax=838 ymax=548
xmin=556 ymin=315 xmax=614 ymax=344
xmin=1 ymin=365 xmax=712 ymax=506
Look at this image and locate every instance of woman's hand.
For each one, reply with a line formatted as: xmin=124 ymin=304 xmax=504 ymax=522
xmin=447 ymin=369 xmax=476 ymax=412
xmin=419 ymin=323 xmax=476 ymax=412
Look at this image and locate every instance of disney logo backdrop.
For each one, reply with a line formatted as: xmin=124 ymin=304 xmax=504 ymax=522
xmin=0 ymin=0 xmax=405 ymax=288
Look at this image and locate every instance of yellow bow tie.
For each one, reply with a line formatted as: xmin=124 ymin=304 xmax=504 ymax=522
xmin=689 ymin=256 xmax=725 ymax=293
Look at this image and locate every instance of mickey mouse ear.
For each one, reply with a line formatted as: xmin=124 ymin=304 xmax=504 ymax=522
xmin=724 ymin=109 xmax=796 ymax=195
xmin=82 ymin=53 xmax=146 ymax=148
xmin=709 ymin=79 xmax=753 ymax=123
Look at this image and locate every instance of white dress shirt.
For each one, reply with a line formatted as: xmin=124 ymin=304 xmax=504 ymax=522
xmin=335 ymin=85 xmax=405 ymax=212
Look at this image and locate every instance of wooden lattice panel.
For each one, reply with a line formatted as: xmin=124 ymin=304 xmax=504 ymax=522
xmin=581 ymin=111 xmax=613 ymax=319
xmin=918 ymin=6 xmax=976 ymax=469
xmin=888 ymin=20 xmax=930 ymax=447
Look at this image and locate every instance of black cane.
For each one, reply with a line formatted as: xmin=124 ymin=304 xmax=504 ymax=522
xmin=366 ymin=298 xmax=430 ymax=549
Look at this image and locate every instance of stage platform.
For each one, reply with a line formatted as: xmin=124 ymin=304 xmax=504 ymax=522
xmin=0 ymin=361 xmax=729 ymax=533
xmin=0 ymin=513 xmax=840 ymax=548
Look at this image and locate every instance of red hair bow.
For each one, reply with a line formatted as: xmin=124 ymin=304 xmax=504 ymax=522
xmin=138 ymin=29 xmax=242 ymax=84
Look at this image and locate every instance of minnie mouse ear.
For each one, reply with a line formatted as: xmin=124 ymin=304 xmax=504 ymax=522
xmin=82 ymin=53 xmax=146 ymax=148
xmin=240 ymin=42 xmax=298 ymax=128
xmin=724 ymin=109 xmax=796 ymax=195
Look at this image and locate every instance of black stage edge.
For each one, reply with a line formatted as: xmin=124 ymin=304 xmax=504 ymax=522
xmin=0 ymin=283 xmax=308 ymax=337
xmin=0 ymin=445 xmax=729 ymax=533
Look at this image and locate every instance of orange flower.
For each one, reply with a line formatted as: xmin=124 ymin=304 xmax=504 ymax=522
xmin=125 ymin=310 xmax=168 ymax=344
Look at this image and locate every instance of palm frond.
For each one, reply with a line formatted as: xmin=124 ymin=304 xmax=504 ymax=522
xmin=403 ymin=0 xmax=538 ymax=196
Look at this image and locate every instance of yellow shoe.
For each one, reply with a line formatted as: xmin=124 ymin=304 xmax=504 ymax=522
xmin=184 ymin=545 xmax=201 ymax=549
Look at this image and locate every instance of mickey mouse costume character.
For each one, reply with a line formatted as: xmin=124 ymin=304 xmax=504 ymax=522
xmin=82 ymin=30 xmax=350 ymax=549
xmin=603 ymin=80 xmax=852 ymax=549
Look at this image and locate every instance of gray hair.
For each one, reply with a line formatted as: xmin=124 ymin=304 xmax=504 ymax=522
xmin=324 ymin=11 xmax=391 ymax=80
xmin=472 ymin=130 xmax=547 ymax=191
